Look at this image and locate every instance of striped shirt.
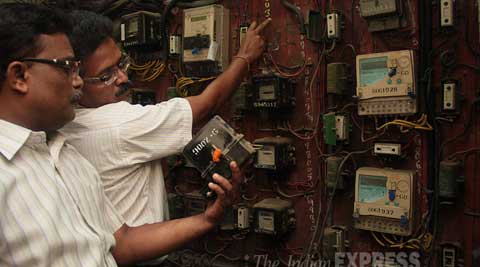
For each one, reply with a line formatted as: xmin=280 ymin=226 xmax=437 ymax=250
xmin=60 ymin=98 xmax=193 ymax=226
xmin=0 ymin=119 xmax=124 ymax=267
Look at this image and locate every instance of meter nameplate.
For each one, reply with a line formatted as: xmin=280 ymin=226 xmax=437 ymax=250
xmin=355 ymin=203 xmax=409 ymax=220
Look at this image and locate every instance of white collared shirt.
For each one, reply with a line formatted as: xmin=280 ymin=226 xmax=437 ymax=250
xmin=0 ymin=119 xmax=124 ymax=267
xmin=60 ymin=98 xmax=193 ymax=226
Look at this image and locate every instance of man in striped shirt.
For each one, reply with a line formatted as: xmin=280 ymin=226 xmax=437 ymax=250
xmin=61 ymin=9 xmax=268 ymax=238
xmin=0 ymin=3 xmax=242 ymax=266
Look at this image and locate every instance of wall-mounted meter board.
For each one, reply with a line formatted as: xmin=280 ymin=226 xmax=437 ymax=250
xmin=183 ymin=5 xmax=230 ymax=75
xmin=356 ymin=50 xmax=416 ymax=116
xmin=353 ymin=167 xmax=414 ymax=236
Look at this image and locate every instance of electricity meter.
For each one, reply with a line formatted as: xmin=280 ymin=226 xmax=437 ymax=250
xmin=120 ymin=11 xmax=161 ymax=48
xmin=252 ymin=75 xmax=295 ymax=110
xmin=356 ymin=50 xmax=416 ymax=116
xmin=253 ymin=198 xmax=295 ymax=236
xmin=353 ymin=167 xmax=414 ymax=236
xmin=253 ymin=136 xmax=296 ymax=171
xmin=183 ymin=5 xmax=230 ymax=76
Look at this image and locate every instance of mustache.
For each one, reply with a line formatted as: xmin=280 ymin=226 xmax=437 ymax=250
xmin=70 ymin=89 xmax=83 ymax=103
xmin=115 ymin=81 xmax=132 ymax=97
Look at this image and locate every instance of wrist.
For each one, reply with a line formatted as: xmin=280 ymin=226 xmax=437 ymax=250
xmin=233 ymin=54 xmax=250 ymax=72
xmin=202 ymin=211 xmax=222 ymax=229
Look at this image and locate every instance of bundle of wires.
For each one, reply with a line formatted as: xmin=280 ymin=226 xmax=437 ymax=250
xmin=376 ymin=114 xmax=433 ymax=132
xmin=370 ymin=231 xmax=433 ymax=251
xmin=175 ymin=76 xmax=216 ymax=97
xmin=129 ymin=60 xmax=165 ymax=82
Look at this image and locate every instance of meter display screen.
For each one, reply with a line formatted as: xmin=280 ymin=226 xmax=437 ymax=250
xmin=359 ymin=56 xmax=388 ymax=86
xmin=127 ymin=17 xmax=139 ymax=38
xmin=358 ymin=174 xmax=387 ymax=203
xmin=259 ymin=84 xmax=276 ymax=100
xmin=258 ymin=210 xmax=275 ymax=232
xmin=257 ymin=145 xmax=275 ymax=166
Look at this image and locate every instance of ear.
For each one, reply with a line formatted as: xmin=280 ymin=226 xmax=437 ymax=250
xmin=5 ymin=61 xmax=29 ymax=94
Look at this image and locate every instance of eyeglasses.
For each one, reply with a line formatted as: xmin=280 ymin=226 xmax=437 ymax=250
xmin=83 ymin=55 xmax=131 ymax=86
xmin=17 ymin=58 xmax=81 ymax=78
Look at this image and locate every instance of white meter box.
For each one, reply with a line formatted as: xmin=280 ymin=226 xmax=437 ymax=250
xmin=183 ymin=5 xmax=230 ymax=71
xmin=353 ymin=167 xmax=414 ymax=236
xmin=356 ymin=50 xmax=416 ymax=116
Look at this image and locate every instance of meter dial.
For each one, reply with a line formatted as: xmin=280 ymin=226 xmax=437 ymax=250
xmin=396 ymin=180 xmax=410 ymax=193
xmin=397 ymin=56 xmax=410 ymax=68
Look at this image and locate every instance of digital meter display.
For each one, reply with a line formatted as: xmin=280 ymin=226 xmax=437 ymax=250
xmin=127 ymin=17 xmax=138 ymax=37
xmin=257 ymin=145 xmax=276 ymax=166
xmin=358 ymin=175 xmax=387 ymax=203
xmin=359 ymin=56 xmax=388 ymax=86
xmin=259 ymin=84 xmax=276 ymax=100
xmin=258 ymin=210 xmax=275 ymax=232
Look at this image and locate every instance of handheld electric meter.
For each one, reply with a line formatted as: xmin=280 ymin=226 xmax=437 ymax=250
xmin=353 ymin=167 xmax=414 ymax=236
xmin=183 ymin=5 xmax=230 ymax=74
xmin=356 ymin=50 xmax=416 ymax=116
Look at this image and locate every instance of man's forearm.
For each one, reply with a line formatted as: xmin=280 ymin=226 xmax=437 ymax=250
xmin=187 ymin=57 xmax=249 ymax=125
xmin=113 ymin=213 xmax=216 ymax=265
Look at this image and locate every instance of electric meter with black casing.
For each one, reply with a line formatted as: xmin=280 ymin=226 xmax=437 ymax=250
xmin=253 ymin=136 xmax=296 ymax=171
xmin=252 ymin=75 xmax=295 ymax=110
xmin=120 ymin=11 xmax=162 ymax=49
xmin=253 ymin=198 xmax=295 ymax=236
xmin=183 ymin=116 xmax=256 ymax=199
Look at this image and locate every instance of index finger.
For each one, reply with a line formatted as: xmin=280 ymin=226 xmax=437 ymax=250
xmin=253 ymin=18 xmax=272 ymax=33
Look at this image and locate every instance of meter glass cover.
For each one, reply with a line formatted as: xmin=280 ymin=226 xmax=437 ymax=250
xmin=359 ymin=174 xmax=387 ymax=203
xmin=359 ymin=56 xmax=388 ymax=86
xmin=259 ymin=84 xmax=276 ymax=100
xmin=257 ymin=145 xmax=275 ymax=166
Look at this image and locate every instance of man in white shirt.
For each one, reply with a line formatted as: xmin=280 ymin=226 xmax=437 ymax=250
xmin=0 ymin=3 xmax=242 ymax=266
xmin=61 ymin=10 xmax=269 ymax=227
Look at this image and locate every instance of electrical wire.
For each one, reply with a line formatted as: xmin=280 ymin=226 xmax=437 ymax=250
xmin=375 ymin=114 xmax=433 ymax=132
xmin=269 ymin=39 xmax=308 ymax=78
xmin=280 ymin=0 xmax=306 ymax=34
xmin=175 ymin=76 xmax=216 ymax=97
xmin=130 ymin=60 xmax=166 ymax=82
xmin=304 ymin=148 xmax=373 ymax=261
xmin=447 ymin=147 xmax=480 ymax=161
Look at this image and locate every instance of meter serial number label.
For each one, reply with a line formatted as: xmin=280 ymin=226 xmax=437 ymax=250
xmin=367 ymin=207 xmax=394 ymax=216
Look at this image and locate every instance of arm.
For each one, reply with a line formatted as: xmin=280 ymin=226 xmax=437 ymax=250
xmin=187 ymin=19 xmax=271 ymax=126
xmin=112 ymin=162 xmax=242 ymax=265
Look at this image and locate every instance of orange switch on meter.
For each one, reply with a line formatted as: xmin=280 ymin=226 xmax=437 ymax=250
xmin=212 ymin=148 xmax=222 ymax=162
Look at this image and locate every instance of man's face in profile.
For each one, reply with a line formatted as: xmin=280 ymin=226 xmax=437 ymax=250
xmin=25 ymin=33 xmax=83 ymax=130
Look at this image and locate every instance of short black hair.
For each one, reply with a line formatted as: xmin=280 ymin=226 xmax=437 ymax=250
xmin=0 ymin=3 xmax=72 ymax=82
xmin=68 ymin=10 xmax=113 ymax=61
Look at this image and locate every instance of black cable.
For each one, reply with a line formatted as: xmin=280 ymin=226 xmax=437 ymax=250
xmin=465 ymin=0 xmax=480 ymax=57
xmin=439 ymin=97 xmax=480 ymax=160
xmin=280 ymin=0 xmax=306 ymax=34
xmin=160 ymin=0 xmax=180 ymax=59
xmin=312 ymin=148 xmax=373 ymax=259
